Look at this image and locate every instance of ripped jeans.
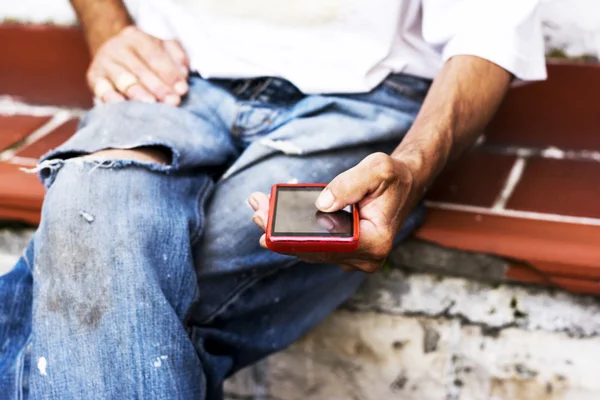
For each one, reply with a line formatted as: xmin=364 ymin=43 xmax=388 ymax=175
xmin=0 ymin=74 xmax=429 ymax=399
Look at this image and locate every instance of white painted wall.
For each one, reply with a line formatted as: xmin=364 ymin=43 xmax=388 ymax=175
xmin=1 ymin=0 xmax=599 ymax=58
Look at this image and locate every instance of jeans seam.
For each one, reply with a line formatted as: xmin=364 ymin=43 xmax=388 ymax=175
xmin=190 ymin=177 xmax=214 ymax=246
xmin=381 ymin=79 xmax=427 ymax=104
xmin=14 ymin=338 xmax=28 ymax=400
xmin=197 ymin=259 xmax=299 ymax=325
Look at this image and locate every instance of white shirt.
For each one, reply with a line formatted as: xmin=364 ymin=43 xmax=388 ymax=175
xmin=124 ymin=0 xmax=547 ymax=94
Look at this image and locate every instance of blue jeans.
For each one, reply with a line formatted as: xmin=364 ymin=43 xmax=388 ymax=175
xmin=0 ymin=74 xmax=429 ymax=399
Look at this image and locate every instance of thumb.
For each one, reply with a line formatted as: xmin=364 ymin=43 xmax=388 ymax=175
xmin=316 ymin=158 xmax=381 ymax=212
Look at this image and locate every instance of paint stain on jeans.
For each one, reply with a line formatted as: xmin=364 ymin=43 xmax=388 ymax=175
xmin=37 ymin=223 xmax=111 ymax=330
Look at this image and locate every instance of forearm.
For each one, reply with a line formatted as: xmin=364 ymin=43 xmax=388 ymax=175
xmin=392 ymin=55 xmax=511 ymax=195
xmin=70 ymin=0 xmax=132 ymax=55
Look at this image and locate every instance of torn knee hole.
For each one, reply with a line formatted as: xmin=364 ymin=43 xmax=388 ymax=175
xmin=84 ymin=146 xmax=172 ymax=165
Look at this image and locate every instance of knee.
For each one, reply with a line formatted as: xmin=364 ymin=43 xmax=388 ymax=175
xmin=39 ymin=153 xmax=165 ymax=233
xmin=83 ymin=146 xmax=171 ymax=165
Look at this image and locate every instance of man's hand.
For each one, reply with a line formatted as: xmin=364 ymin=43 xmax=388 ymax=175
xmin=87 ymin=26 xmax=190 ymax=105
xmin=248 ymin=55 xmax=512 ymax=274
xmin=248 ymin=153 xmax=419 ymax=273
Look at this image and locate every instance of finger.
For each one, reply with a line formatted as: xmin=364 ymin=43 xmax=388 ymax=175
xmin=113 ymin=71 xmax=137 ymax=93
xmin=259 ymin=234 xmax=268 ymax=249
xmin=91 ymin=76 xmax=114 ymax=99
xmin=283 ymin=251 xmax=349 ymax=265
xmin=163 ymin=40 xmax=190 ymax=77
xmin=125 ymin=83 xmax=157 ymax=103
xmin=316 ymin=153 xmax=397 ymax=212
xmin=89 ymin=75 xmax=125 ymax=103
xmin=252 ymin=210 xmax=268 ymax=231
xmin=338 ymin=264 xmax=357 ymax=272
xmin=102 ymin=90 xmax=126 ymax=103
xmin=248 ymin=192 xmax=270 ymax=212
xmin=108 ymin=49 xmax=177 ymax=103
xmin=100 ymin=61 xmax=156 ymax=103
xmin=354 ymin=260 xmax=383 ymax=274
xmin=128 ymin=29 xmax=187 ymax=96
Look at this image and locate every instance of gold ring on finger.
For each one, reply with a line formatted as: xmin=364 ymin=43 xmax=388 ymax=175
xmin=114 ymin=73 xmax=138 ymax=93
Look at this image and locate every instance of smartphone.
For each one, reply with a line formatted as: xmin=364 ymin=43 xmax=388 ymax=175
xmin=265 ymin=183 xmax=359 ymax=253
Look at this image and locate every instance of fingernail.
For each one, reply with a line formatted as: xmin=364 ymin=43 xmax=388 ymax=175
xmin=316 ymin=189 xmax=334 ymax=210
xmin=174 ymin=81 xmax=188 ymax=95
xmin=164 ymin=95 xmax=180 ymax=106
xmin=248 ymin=195 xmax=258 ymax=209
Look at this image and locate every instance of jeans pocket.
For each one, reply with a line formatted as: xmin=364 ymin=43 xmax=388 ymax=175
xmin=381 ymin=73 xmax=432 ymax=104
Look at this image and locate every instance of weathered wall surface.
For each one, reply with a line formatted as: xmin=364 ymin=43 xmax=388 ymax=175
xmin=1 ymin=0 xmax=599 ymax=58
xmin=225 ymin=270 xmax=600 ymax=400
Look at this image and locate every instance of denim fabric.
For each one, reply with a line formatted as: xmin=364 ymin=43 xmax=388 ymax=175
xmin=0 ymin=74 xmax=429 ymax=400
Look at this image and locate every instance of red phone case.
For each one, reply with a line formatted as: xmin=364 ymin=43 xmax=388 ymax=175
xmin=265 ymin=183 xmax=359 ymax=253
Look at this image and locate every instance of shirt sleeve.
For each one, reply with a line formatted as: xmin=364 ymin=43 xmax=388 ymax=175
xmin=421 ymin=0 xmax=547 ymax=81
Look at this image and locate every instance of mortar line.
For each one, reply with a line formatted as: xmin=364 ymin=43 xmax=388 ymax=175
xmin=6 ymin=156 xmax=39 ymax=166
xmin=0 ymin=96 xmax=86 ymax=117
xmin=425 ymin=201 xmax=600 ymax=227
xmin=482 ymin=144 xmax=600 ymax=163
xmin=0 ymin=111 xmax=71 ymax=162
xmin=492 ymin=156 xmax=527 ymax=210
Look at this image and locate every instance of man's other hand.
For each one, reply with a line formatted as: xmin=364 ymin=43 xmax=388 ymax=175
xmin=248 ymin=152 xmax=419 ymax=273
xmin=87 ymin=26 xmax=190 ymax=105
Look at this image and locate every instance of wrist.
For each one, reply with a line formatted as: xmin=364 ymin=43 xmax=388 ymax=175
xmin=391 ymin=129 xmax=453 ymax=196
xmin=87 ymin=21 xmax=133 ymax=55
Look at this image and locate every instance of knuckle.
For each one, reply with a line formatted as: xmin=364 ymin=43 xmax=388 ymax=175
xmin=332 ymin=176 xmax=352 ymax=196
xmin=146 ymin=56 xmax=174 ymax=78
xmin=370 ymin=155 xmax=396 ymax=181
xmin=102 ymin=39 xmax=119 ymax=52
xmin=121 ymin=25 xmax=138 ymax=38
xmin=145 ymin=51 xmax=165 ymax=66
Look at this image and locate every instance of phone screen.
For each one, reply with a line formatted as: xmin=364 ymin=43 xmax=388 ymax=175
xmin=271 ymin=187 xmax=354 ymax=237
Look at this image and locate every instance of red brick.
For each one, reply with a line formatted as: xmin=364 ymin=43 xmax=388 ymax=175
xmin=426 ymin=151 xmax=516 ymax=207
xmin=486 ymin=63 xmax=600 ymax=151
xmin=16 ymin=118 xmax=79 ymax=159
xmin=551 ymin=277 xmax=600 ymax=296
xmin=505 ymin=261 xmax=600 ymax=296
xmin=505 ymin=263 xmax=547 ymax=285
xmin=416 ymin=208 xmax=600 ymax=268
xmin=0 ymin=115 xmax=51 ymax=152
xmin=534 ymin=261 xmax=600 ymax=281
xmin=0 ymin=24 xmax=92 ymax=107
xmin=507 ymin=158 xmax=600 ymax=219
xmin=0 ymin=162 xmax=44 ymax=214
xmin=0 ymin=207 xmax=40 ymax=226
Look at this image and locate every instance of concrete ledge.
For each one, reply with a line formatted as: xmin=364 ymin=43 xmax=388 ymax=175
xmin=225 ymin=248 xmax=600 ymax=400
xmin=0 ymin=227 xmax=33 ymax=275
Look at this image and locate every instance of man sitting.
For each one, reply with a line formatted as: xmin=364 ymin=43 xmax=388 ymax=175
xmin=0 ymin=0 xmax=545 ymax=398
